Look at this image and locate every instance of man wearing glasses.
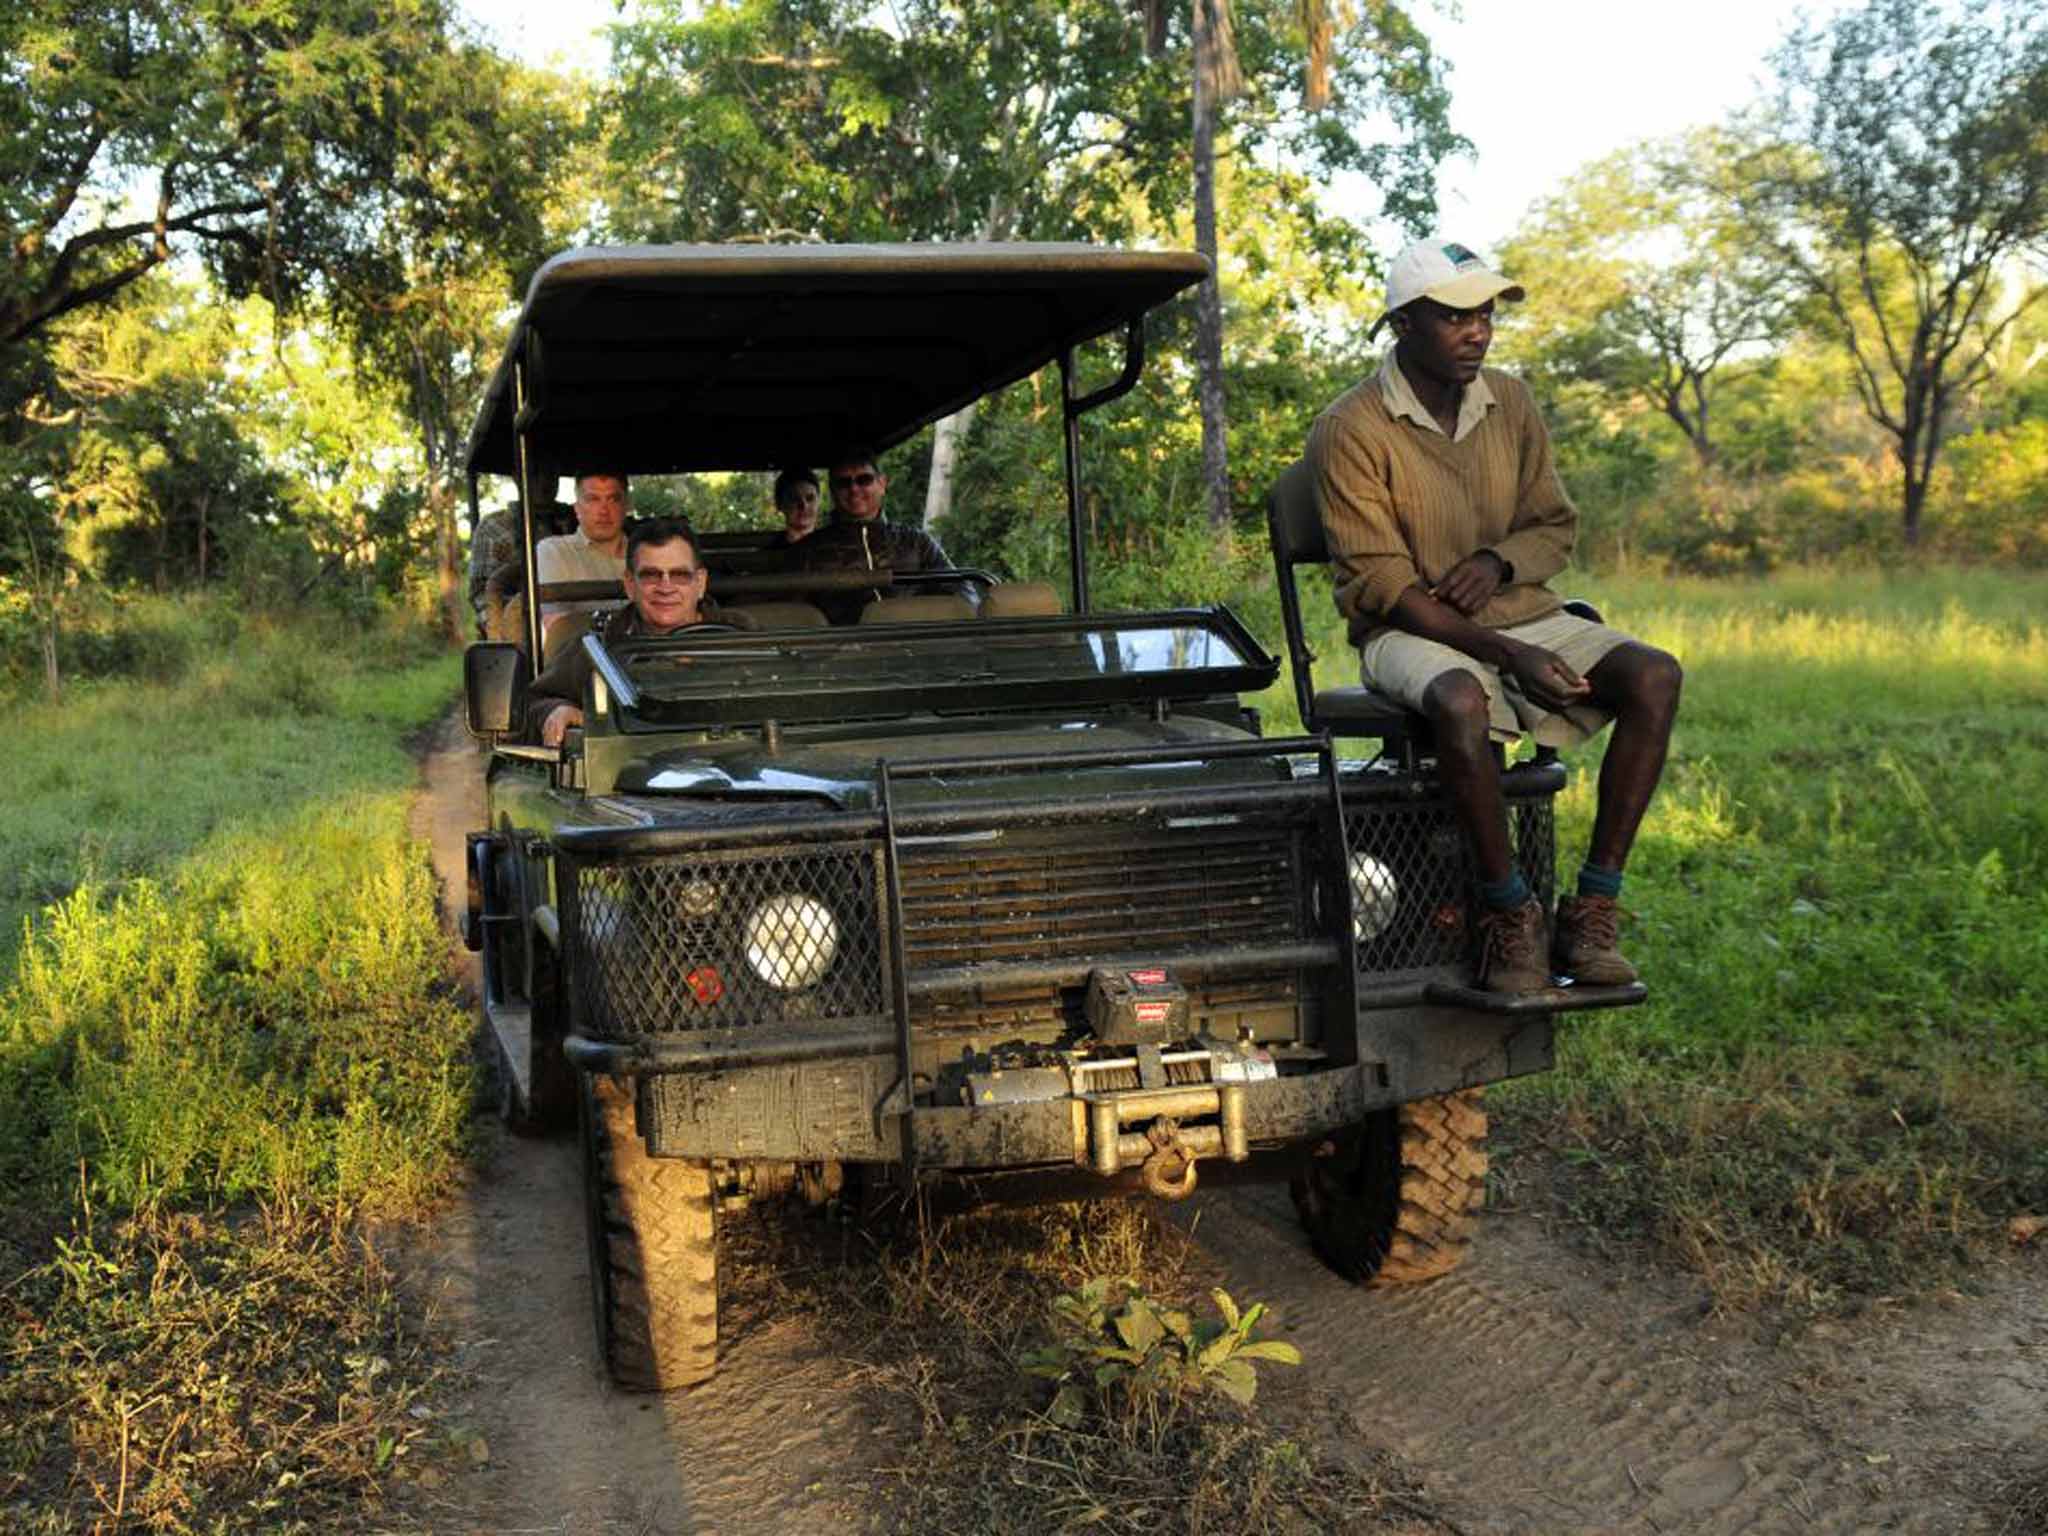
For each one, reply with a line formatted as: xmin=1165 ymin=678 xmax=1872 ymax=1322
xmin=527 ymin=518 xmax=736 ymax=746
xmin=793 ymin=448 xmax=964 ymax=622
xmin=1309 ymin=237 xmax=1682 ymax=995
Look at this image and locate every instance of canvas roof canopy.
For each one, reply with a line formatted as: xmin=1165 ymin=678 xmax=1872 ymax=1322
xmin=462 ymin=243 xmax=1209 ymax=479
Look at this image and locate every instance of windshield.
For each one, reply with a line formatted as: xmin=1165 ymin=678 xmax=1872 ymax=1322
xmin=604 ymin=612 xmax=1276 ymax=728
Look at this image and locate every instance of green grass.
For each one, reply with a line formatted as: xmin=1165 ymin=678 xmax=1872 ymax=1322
xmin=0 ymin=598 xmax=458 ymax=981
xmin=1259 ymin=566 xmax=2048 ymax=1314
xmin=0 ymin=601 xmax=473 ymax=1532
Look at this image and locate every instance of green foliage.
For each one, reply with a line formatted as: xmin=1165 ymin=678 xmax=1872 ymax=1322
xmin=1499 ymin=129 xmax=1800 ymax=465
xmin=1759 ymin=0 xmax=2048 ymax=539
xmin=0 ymin=0 xmax=561 ymax=364
xmin=0 ymin=602 xmax=469 ymax=1531
xmin=604 ymin=0 xmax=1451 ymax=254
xmin=0 ymin=776 xmax=470 ymax=1216
xmin=1022 ymin=1279 xmax=1302 ymax=1425
xmin=0 ymin=594 xmax=454 ymax=974
xmin=1478 ymin=569 xmax=2048 ymax=1312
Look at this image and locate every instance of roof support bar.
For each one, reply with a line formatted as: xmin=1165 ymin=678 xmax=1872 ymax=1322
xmin=513 ymin=344 xmax=546 ymax=662
xmin=1059 ymin=319 xmax=1147 ymax=616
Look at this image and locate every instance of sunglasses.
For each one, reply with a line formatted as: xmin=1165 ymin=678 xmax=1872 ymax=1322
xmin=632 ymin=564 xmax=702 ymax=587
xmin=831 ymin=471 xmax=880 ymax=490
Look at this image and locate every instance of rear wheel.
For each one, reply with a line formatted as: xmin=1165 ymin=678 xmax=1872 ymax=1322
xmin=1292 ymin=1089 xmax=1488 ymax=1286
xmin=579 ymin=1073 xmax=719 ymax=1389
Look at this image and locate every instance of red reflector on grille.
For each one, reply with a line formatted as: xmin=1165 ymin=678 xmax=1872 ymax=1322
xmin=686 ymin=966 xmax=725 ymax=1005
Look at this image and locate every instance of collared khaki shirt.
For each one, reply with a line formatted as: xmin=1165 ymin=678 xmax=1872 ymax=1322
xmin=535 ymin=529 xmax=627 ymax=625
xmin=1308 ymin=349 xmax=1577 ymax=645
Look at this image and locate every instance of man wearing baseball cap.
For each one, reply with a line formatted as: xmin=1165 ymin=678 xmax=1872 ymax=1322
xmin=1307 ymin=237 xmax=1683 ymax=994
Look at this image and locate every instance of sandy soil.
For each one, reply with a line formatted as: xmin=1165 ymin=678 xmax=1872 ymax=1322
xmin=403 ymin=714 xmax=2046 ymax=1535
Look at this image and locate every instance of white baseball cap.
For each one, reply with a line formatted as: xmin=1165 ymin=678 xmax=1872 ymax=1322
xmin=1370 ymin=237 xmax=1525 ymax=339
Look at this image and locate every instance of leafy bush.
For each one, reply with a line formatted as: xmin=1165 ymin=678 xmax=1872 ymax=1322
xmin=1023 ymin=1280 xmax=1302 ymax=1427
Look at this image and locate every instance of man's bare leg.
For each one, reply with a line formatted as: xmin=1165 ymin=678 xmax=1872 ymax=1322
xmin=1423 ymin=669 xmax=1545 ymax=991
xmin=1553 ymin=641 xmax=1683 ymax=983
xmin=1582 ymin=642 xmax=1684 ymax=873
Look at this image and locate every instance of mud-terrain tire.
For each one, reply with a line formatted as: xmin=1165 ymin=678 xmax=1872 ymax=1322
xmin=579 ymin=1073 xmax=719 ymax=1389
xmin=1292 ymin=1088 xmax=1487 ymax=1286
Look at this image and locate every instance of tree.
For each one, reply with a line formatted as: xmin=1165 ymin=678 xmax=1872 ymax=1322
xmin=0 ymin=0 xmax=557 ymax=377
xmin=1134 ymin=0 xmax=1456 ymax=529
xmin=602 ymin=0 xmax=1456 ymax=527
xmin=1500 ymin=131 xmax=1801 ymax=466
xmin=1761 ymin=0 xmax=2048 ymax=543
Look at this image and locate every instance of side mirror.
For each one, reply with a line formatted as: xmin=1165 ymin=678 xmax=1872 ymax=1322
xmin=465 ymin=643 xmax=532 ymax=741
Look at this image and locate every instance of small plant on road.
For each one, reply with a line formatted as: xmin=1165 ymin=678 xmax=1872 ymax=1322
xmin=1023 ymin=1278 xmax=1302 ymax=1431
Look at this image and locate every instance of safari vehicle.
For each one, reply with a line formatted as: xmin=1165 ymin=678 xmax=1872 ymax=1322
xmin=459 ymin=244 xmax=1644 ymax=1391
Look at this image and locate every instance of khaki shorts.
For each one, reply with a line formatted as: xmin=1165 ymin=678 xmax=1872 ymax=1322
xmin=1359 ymin=610 xmax=1634 ymax=748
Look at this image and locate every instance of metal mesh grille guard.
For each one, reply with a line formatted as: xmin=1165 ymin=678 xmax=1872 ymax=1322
xmin=556 ymin=746 xmax=1561 ymax=1044
xmin=565 ymin=844 xmax=888 ymax=1037
xmin=1343 ymin=788 xmax=1556 ymax=974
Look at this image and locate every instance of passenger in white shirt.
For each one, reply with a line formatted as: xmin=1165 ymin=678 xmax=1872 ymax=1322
xmin=536 ymin=472 xmax=631 ymax=657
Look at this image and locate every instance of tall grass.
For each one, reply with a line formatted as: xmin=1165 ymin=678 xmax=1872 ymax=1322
xmin=0 ymin=594 xmax=454 ymax=980
xmin=0 ymin=602 xmax=471 ymax=1532
xmin=1259 ymin=566 xmax=2048 ymax=1312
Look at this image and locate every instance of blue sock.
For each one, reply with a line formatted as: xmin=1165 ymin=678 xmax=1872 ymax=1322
xmin=1577 ymin=863 xmax=1623 ymax=900
xmin=1479 ymin=870 xmax=1531 ymax=911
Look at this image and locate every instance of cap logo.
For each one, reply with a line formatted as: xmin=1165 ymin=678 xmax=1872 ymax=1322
xmin=1441 ymin=242 xmax=1481 ymax=268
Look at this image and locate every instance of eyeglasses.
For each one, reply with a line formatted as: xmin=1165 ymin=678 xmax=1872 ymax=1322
xmin=831 ymin=472 xmax=879 ymax=490
xmin=632 ymin=565 xmax=701 ymax=587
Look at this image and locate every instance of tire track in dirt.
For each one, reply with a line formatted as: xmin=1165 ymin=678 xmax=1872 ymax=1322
xmin=1184 ymin=1183 xmax=2038 ymax=1535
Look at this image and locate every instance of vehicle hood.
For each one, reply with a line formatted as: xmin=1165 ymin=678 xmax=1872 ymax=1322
xmin=595 ymin=713 xmax=1272 ymax=821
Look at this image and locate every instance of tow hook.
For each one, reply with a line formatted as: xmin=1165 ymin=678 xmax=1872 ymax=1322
xmin=1140 ymin=1116 xmax=1199 ymax=1201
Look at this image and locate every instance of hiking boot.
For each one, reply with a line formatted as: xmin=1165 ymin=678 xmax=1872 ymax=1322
xmin=1553 ymin=893 xmax=1639 ymax=985
xmin=1476 ymin=895 xmax=1550 ymax=994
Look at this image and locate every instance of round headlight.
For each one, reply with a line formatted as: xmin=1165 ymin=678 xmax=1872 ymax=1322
xmin=743 ymin=894 xmax=839 ymax=990
xmin=677 ymin=878 xmax=721 ymax=920
xmin=1349 ymin=853 xmax=1399 ymax=942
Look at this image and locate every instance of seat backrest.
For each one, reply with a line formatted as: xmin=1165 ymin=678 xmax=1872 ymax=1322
xmin=858 ymin=594 xmax=978 ymax=625
xmin=1265 ymin=458 xmax=1329 ymax=734
xmin=1267 ymin=458 xmax=1329 ymax=571
xmin=979 ymin=581 xmax=1062 ymax=619
xmin=728 ymin=599 xmax=828 ymax=629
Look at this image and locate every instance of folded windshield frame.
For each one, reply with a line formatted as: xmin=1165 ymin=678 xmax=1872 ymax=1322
xmin=592 ymin=607 xmax=1280 ymax=730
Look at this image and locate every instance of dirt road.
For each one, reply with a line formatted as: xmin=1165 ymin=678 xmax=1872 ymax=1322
xmin=407 ymin=715 xmax=2044 ymax=1535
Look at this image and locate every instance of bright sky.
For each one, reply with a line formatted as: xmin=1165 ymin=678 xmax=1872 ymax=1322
xmin=459 ymin=0 xmax=1824 ymax=259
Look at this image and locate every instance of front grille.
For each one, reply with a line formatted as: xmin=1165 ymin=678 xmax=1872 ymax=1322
xmin=1343 ymin=792 xmax=1555 ymax=974
xmin=565 ymin=844 xmax=887 ymax=1037
xmin=912 ymin=972 xmax=1305 ymax=1037
xmin=897 ymin=823 xmax=1308 ymax=971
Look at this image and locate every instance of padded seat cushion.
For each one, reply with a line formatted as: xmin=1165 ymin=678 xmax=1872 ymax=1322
xmin=859 ymin=594 xmax=978 ymax=624
xmin=727 ymin=599 xmax=828 ymax=629
xmin=980 ymin=581 xmax=1062 ymax=618
xmin=1312 ymin=685 xmax=1426 ymax=742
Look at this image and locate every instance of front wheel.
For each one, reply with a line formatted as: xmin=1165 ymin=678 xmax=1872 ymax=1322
xmin=1292 ymin=1089 xmax=1488 ymax=1286
xmin=580 ymin=1073 xmax=719 ymax=1389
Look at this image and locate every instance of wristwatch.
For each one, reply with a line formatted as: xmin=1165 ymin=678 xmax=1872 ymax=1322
xmin=1489 ymin=550 xmax=1515 ymax=584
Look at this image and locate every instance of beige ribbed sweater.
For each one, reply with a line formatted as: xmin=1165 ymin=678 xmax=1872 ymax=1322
xmin=1307 ymin=356 xmax=1578 ymax=646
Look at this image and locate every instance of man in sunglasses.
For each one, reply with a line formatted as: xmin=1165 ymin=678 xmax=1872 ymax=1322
xmin=792 ymin=448 xmax=965 ymax=622
xmin=1309 ymin=237 xmax=1682 ymax=995
xmin=527 ymin=518 xmax=742 ymax=746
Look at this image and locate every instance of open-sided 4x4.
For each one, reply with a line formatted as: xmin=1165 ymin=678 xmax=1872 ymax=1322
xmin=459 ymin=244 xmax=1645 ymax=1390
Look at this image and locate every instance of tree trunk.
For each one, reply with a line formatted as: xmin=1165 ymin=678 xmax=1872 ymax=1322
xmin=1191 ymin=0 xmax=1231 ymax=533
xmin=923 ymin=199 xmax=1013 ymax=529
xmin=196 ymin=490 xmax=210 ymax=585
xmin=434 ymin=483 xmax=464 ymax=642
xmin=921 ymin=398 xmax=979 ymax=531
